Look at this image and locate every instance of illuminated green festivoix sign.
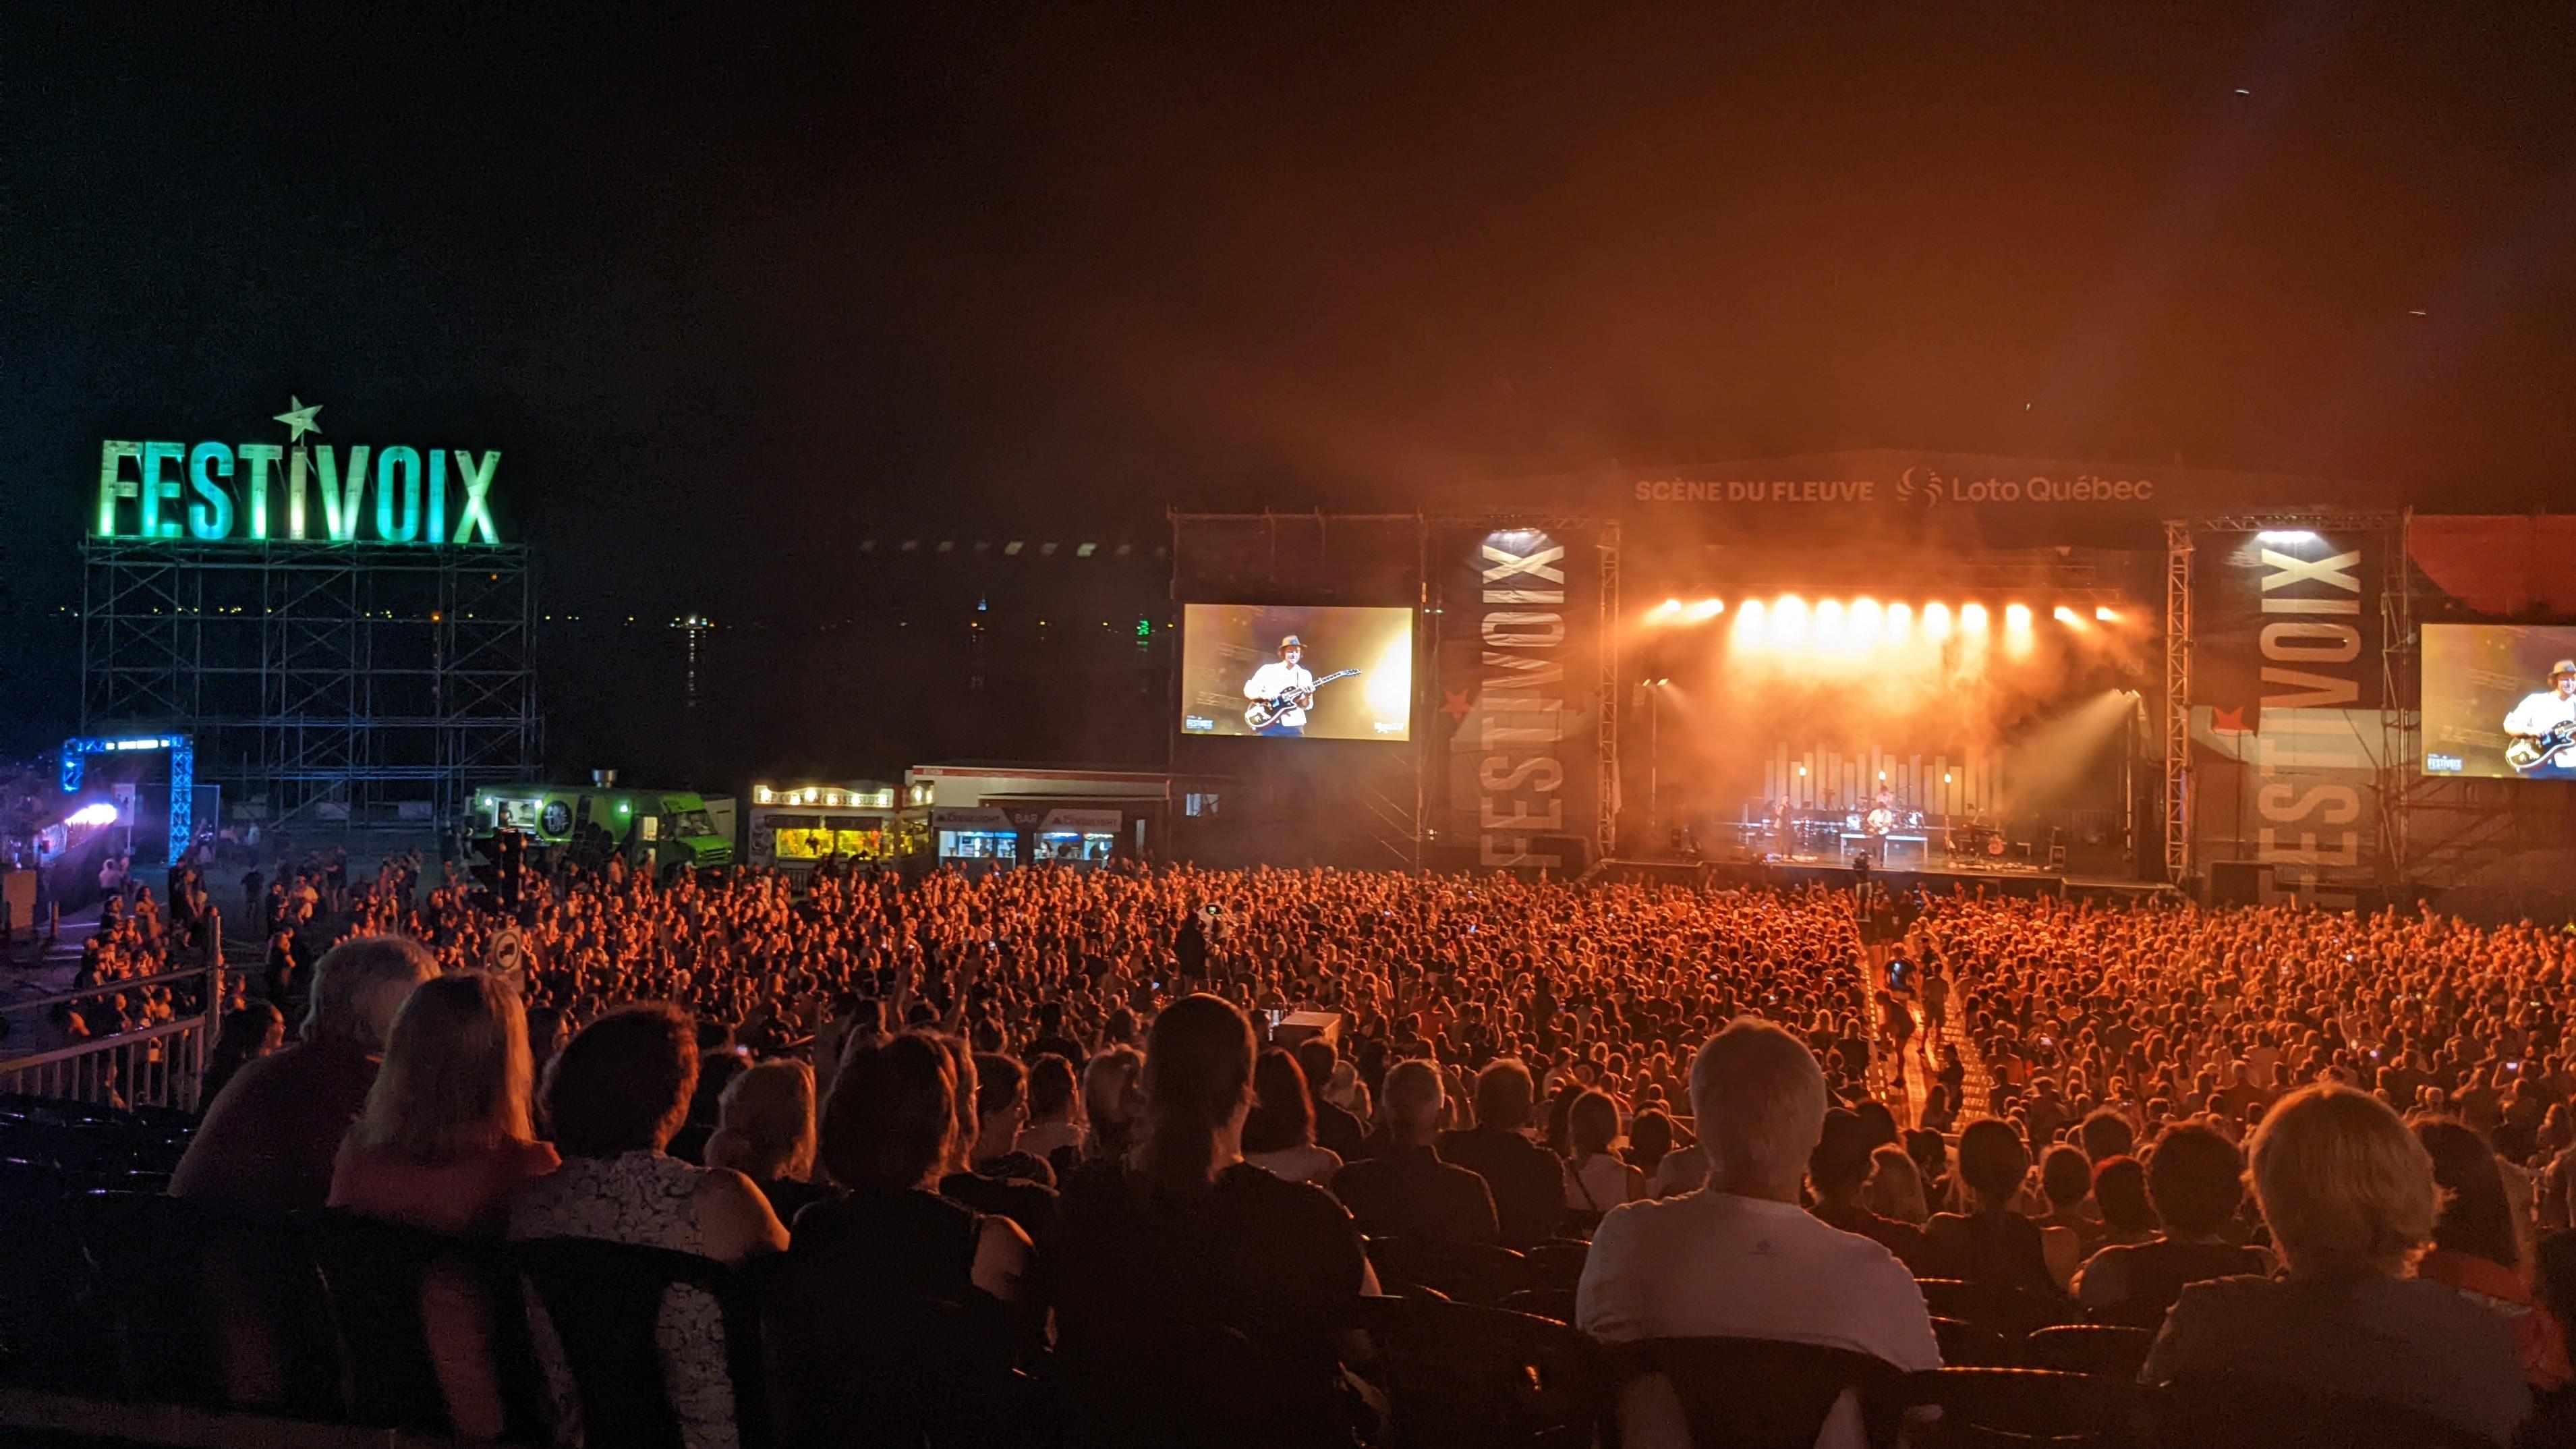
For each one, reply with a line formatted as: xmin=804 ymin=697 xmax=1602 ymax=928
xmin=93 ymin=396 xmax=502 ymax=546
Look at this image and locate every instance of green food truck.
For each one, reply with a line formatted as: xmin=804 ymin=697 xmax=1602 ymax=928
xmin=471 ymin=781 xmax=734 ymax=871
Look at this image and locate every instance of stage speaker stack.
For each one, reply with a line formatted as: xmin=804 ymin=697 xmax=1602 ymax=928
xmin=2208 ymin=860 xmax=2272 ymax=907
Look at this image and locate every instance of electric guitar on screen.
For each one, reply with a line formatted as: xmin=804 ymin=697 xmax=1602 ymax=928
xmin=2506 ymin=722 xmax=2576 ymax=772
xmin=1244 ymin=669 xmax=1362 ymax=731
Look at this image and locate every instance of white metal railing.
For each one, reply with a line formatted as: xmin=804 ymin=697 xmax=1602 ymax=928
xmin=0 ymin=965 xmax=221 ymax=1112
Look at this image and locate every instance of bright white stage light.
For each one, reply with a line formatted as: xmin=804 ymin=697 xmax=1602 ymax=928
xmin=1885 ymin=602 xmax=1912 ymax=640
xmin=1922 ymin=602 xmax=1951 ymax=639
xmin=1814 ymin=598 xmax=1846 ymax=649
xmin=2095 ymin=606 xmax=2117 ymax=623
xmin=2053 ymin=605 xmax=2081 ymax=625
xmin=2005 ymin=603 xmax=2034 ymax=633
xmin=66 ymin=803 xmax=119 ymax=828
xmin=1960 ymin=602 xmax=1990 ymax=634
xmin=1686 ymin=598 xmax=1725 ymax=621
xmin=1770 ymin=595 xmax=1809 ymax=648
xmin=2257 ymin=530 xmax=2318 ymax=544
xmin=1850 ymin=598 xmax=1884 ymax=646
xmin=1653 ymin=598 xmax=1682 ymax=619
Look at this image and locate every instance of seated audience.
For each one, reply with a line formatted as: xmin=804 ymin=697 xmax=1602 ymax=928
xmin=2086 ymin=1155 xmax=2159 ymax=1251
xmin=2412 ymin=1118 xmax=2570 ymax=1392
xmin=1862 ymin=1143 xmax=1931 ymax=1225
xmin=704 ymin=1058 xmax=833 ymax=1225
xmin=1625 ymin=1108 xmax=1676 ymax=1178
xmin=2074 ymin=1124 xmax=2264 ymax=1327
xmin=1578 ymin=1018 xmax=1939 ymax=1449
xmin=1296 ymin=1037 xmax=1368 ymax=1162
xmin=1078 ymin=1045 xmax=1146 ymax=1168
xmin=935 ymin=1040 xmax=1056 ymax=1241
xmin=1440 ymin=1058 xmax=1572 ymax=1245
xmin=1332 ymin=1058 xmax=1500 ymax=1246
xmin=963 ymin=1052 xmax=1056 ymax=1187
xmin=1564 ymin=1088 xmax=1647 ymax=1216
xmin=2141 ymin=1085 xmax=2531 ymax=1444
xmin=173 ymin=934 xmax=438 ymax=1212
xmin=1242 ymin=1048 xmax=1343 ymax=1187
xmin=1808 ymin=1108 xmax=1925 ymax=1270
xmin=1043 ymin=994 xmax=1371 ymax=1449
xmin=329 ymin=970 xmax=559 ymax=1439
xmin=509 ymin=1004 xmax=786 ymax=1449
xmin=1014 ymin=1052 xmax=1083 ymax=1179
xmin=1922 ymin=1118 xmax=2062 ymax=1303
xmin=2036 ymin=1145 xmax=2103 ymax=1288
xmin=797 ymin=1033 xmax=1030 ymax=1301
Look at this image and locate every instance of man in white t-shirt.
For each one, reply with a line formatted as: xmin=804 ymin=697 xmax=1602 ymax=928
xmin=2501 ymin=658 xmax=2576 ymax=773
xmin=1578 ymin=1018 xmax=1939 ymax=1449
xmin=1240 ymin=635 xmax=1317 ymax=737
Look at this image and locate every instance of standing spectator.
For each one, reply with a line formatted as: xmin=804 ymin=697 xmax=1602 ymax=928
xmin=172 ymin=935 xmax=438 ymax=1213
xmin=2140 ymin=1086 xmax=2530 ymax=1444
xmin=705 ymin=1058 xmax=832 ymax=1226
xmin=2073 ymin=1125 xmax=2265 ymax=1327
xmin=1333 ymin=1059 xmax=1499 ymax=1246
xmin=2412 ymin=1118 xmax=2571 ymax=1392
xmin=1578 ymin=1019 xmax=1939 ymax=1449
xmin=509 ymin=1004 xmax=786 ymax=1449
xmin=329 ymin=971 xmax=559 ymax=1440
xmin=1242 ymin=1048 xmax=1343 ymax=1187
xmin=1043 ymin=994 xmax=1372 ymax=1449
xmin=199 ymin=1000 xmax=285 ymax=1108
xmin=1439 ymin=1058 xmax=1568 ymax=1246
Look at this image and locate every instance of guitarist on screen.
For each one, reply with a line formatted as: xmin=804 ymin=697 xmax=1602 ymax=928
xmin=2503 ymin=658 xmax=2576 ymax=773
xmin=1242 ymin=635 xmax=1317 ymax=736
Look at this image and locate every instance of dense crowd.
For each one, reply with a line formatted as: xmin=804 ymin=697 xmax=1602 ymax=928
xmin=126 ymin=856 xmax=2576 ymax=1446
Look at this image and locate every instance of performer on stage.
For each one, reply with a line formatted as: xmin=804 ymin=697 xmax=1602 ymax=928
xmin=2502 ymin=658 xmax=2576 ymax=774
xmin=1242 ymin=635 xmax=1317 ymax=737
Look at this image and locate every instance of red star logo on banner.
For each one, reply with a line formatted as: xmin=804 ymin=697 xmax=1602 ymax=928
xmin=1439 ymin=687 xmax=1475 ymax=722
xmin=2211 ymin=706 xmax=2249 ymax=734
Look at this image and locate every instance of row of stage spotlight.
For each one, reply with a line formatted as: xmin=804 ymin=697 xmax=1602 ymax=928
xmin=1642 ymin=595 xmax=2127 ymax=650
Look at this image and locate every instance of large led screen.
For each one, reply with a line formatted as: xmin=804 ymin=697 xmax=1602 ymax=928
xmin=2423 ymin=624 xmax=2576 ymax=778
xmin=1180 ymin=604 xmax=1413 ymax=741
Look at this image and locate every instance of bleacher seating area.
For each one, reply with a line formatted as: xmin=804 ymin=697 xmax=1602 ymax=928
xmin=0 ymin=1093 xmax=2529 ymax=1449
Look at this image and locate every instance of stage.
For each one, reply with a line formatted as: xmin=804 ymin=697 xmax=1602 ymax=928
xmin=1588 ymin=853 xmax=2186 ymax=906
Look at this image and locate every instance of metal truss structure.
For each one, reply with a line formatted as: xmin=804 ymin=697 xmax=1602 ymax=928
xmin=2163 ymin=519 xmax=2193 ymax=882
xmin=81 ymin=539 xmax=538 ymax=841
xmin=1595 ymin=520 xmax=1622 ymax=869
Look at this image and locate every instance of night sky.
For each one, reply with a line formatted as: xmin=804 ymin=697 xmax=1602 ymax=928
xmin=6 ymin=4 xmax=2573 ymax=756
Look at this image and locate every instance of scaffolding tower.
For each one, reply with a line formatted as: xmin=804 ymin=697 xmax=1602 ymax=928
xmin=80 ymin=539 xmax=539 ymax=839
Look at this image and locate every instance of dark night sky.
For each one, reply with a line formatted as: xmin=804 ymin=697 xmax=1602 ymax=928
xmin=6 ymin=3 xmax=2575 ymax=747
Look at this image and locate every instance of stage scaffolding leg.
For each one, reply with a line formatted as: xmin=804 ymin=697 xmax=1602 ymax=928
xmin=2163 ymin=520 xmax=2193 ymax=884
xmin=1597 ymin=523 xmax=1621 ymax=870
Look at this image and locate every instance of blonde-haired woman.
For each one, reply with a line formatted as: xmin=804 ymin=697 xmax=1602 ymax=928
xmin=706 ymin=1058 xmax=832 ymax=1225
xmin=2140 ymin=1084 xmax=2530 ymax=1444
xmin=329 ymin=970 xmax=561 ymax=1439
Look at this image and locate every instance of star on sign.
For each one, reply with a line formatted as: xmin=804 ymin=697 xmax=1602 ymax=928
xmin=273 ymin=396 xmax=322 ymax=442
